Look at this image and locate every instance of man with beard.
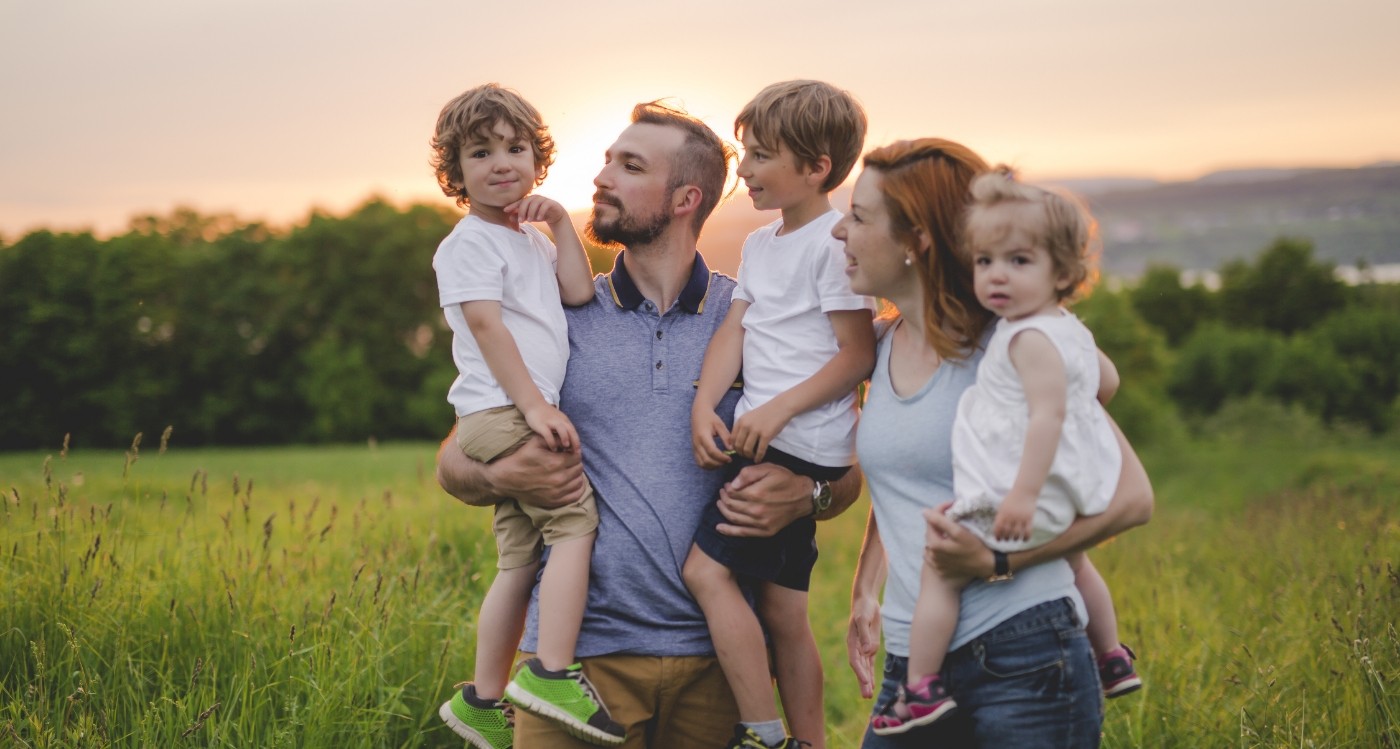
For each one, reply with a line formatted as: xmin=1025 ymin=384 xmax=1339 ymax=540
xmin=436 ymin=101 xmax=862 ymax=748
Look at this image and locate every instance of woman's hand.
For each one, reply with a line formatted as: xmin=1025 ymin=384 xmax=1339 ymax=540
xmin=847 ymin=592 xmax=883 ymax=699
xmin=924 ymin=504 xmax=996 ymax=579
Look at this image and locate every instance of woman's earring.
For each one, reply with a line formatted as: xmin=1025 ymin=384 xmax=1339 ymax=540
xmin=904 ymin=254 xmax=914 ymax=267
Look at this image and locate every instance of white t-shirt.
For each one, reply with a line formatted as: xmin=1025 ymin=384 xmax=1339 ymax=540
xmin=732 ymin=210 xmax=875 ymax=467
xmin=433 ymin=214 xmax=569 ymax=417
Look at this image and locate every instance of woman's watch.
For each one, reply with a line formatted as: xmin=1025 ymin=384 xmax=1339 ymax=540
xmin=810 ymin=479 xmax=832 ymax=517
xmin=987 ymin=550 xmax=1015 ymax=582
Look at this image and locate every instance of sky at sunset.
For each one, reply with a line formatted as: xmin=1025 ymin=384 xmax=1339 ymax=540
xmin=2 ymin=0 xmax=1398 ymax=238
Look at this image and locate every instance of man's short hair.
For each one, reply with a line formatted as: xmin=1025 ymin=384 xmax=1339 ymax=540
xmin=630 ymin=101 xmax=736 ymax=235
xmin=735 ymin=80 xmax=867 ymax=193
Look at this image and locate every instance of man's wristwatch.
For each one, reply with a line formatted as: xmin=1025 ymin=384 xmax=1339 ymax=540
xmin=810 ymin=479 xmax=832 ymax=517
xmin=987 ymin=550 xmax=1014 ymax=583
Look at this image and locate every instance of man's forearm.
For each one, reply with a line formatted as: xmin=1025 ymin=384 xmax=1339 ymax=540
xmin=819 ymin=463 xmax=864 ymax=521
xmin=436 ymin=431 xmax=500 ymax=507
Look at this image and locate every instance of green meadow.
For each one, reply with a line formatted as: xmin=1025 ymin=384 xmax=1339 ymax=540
xmin=2 ymin=429 xmax=1397 ymax=747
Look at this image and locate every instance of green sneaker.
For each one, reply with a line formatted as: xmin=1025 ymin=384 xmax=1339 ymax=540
xmin=504 ymin=658 xmax=625 ymax=746
xmin=439 ymin=682 xmax=514 ymax=749
xmin=724 ymin=723 xmax=810 ymax=749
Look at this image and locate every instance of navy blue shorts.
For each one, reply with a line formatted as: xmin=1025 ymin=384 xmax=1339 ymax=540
xmin=692 ymin=447 xmax=849 ymax=592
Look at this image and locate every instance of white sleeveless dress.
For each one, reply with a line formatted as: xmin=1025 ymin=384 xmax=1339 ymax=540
xmin=948 ymin=310 xmax=1121 ymax=551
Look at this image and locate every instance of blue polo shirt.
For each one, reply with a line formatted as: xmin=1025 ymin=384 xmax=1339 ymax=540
xmin=520 ymin=251 xmax=741 ymax=657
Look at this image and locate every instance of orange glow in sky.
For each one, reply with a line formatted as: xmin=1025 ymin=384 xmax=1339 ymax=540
xmin=2 ymin=1 xmax=1398 ymax=238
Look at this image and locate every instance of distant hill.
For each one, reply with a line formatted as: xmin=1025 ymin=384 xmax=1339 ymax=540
xmin=1081 ymin=164 xmax=1400 ymax=275
xmin=578 ymin=164 xmax=1400 ymax=278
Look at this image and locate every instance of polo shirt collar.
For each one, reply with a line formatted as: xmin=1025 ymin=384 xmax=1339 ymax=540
xmin=606 ymin=250 xmax=712 ymax=314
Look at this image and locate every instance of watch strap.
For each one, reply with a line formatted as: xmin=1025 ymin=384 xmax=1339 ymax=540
xmin=988 ymin=550 xmax=1014 ymax=582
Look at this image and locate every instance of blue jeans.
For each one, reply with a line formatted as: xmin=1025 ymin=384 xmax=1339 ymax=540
xmin=861 ymin=598 xmax=1103 ymax=748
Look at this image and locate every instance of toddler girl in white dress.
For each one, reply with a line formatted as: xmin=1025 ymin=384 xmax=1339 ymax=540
xmin=871 ymin=170 xmax=1142 ymax=736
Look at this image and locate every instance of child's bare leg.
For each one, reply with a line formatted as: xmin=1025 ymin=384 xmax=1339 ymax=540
xmin=758 ymin=582 xmax=825 ymax=749
xmin=536 ymin=533 xmax=594 ymax=671
xmin=1070 ymin=552 xmax=1119 ymax=657
xmin=907 ymin=558 xmax=966 ymax=683
xmin=683 ymin=545 xmax=780 ymax=724
xmin=474 ymin=560 xmax=539 ymax=698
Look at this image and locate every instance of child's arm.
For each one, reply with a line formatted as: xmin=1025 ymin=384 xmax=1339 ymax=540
xmin=731 ymin=308 xmax=876 ymax=462
xmin=1097 ymin=349 xmax=1120 ymax=406
xmin=508 ymin=195 xmax=594 ymax=306
xmin=690 ymin=300 xmax=749 ymax=469
xmin=993 ymin=329 xmax=1067 ymax=542
xmin=847 ymin=508 xmax=888 ymax=699
xmin=925 ymin=414 xmax=1152 ymax=578
xmin=462 ymin=300 xmax=579 ymax=452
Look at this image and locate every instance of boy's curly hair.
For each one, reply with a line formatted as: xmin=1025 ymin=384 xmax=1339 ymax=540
xmin=430 ymin=84 xmax=555 ymax=208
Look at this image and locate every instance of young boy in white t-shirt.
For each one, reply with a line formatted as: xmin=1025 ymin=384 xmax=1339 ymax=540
xmin=684 ymin=80 xmax=877 ymax=749
xmin=430 ymin=83 xmax=623 ymax=749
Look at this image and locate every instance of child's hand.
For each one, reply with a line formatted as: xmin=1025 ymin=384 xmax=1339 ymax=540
xmin=992 ymin=491 xmax=1036 ymax=542
xmin=523 ymin=404 xmax=580 ymax=454
xmin=731 ymin=401 xmax=791 ymax=464
xmin=505 ymin=195 xmax=567 ymax=230
xmin=691 ymin=409 xmax=733 ymax=469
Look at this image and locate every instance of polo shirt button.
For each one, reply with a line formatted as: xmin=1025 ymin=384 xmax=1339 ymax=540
xmin=656 ymin=330 xmax=663 ymax=339
xmin=655 ymin=361 xmax=663 ymax=369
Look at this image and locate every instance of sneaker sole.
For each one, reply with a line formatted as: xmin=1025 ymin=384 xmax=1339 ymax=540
xmin=504 ymin=682 xmax=624 ymax=746
xmin=439 ymin=700 xmax=509 ymax=749
xmin=870 ymin=700 xmax=957 ymax=737
xmin=1104 ymin=676 xmax=1143 ymax=698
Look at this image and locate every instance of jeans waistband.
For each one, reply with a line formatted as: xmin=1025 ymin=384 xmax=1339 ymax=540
xmin=883 ymin=597 xmax=1080 ymax=677
xmin=964 ymin=596 xmax=1081 ymax=648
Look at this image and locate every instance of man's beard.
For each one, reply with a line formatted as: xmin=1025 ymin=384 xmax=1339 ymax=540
xmin=586 ymin=191 xmax=670 ymax=248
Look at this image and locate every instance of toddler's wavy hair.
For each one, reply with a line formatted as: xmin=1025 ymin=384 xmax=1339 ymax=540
xmin=963 ymin=168 xmax=1102 ymax=302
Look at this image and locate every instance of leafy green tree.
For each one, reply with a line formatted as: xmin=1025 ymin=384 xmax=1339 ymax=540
xmin=1297 ymin=307 xmax=1400 ymax=431
xmin=1258 ymin=337 xmax=1360 ymax=426
xmin=1168 ymin=323 xmax=1288 ymax=416
xmin=1217 ymin=237 xmax=1348 ymax=335
xmin=1129 ymin=264 xmax=1215 ymax=346
xmin=1072 ymin=288 xmax=1183 ymax=445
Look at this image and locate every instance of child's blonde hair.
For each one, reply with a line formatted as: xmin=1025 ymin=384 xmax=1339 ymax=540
xmin=430 ymin=83 xmax=556 ymax=208
xmin=735 ymin=80 xmax=866 ymax=192
xmin=963 ymin=169 xmax=1101 ymax=301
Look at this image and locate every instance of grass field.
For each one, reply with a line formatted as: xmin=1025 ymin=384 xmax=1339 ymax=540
xmin=2 ymin=430 xmax=1398 ymax=747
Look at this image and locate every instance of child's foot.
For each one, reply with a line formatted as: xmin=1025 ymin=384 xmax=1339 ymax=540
xmin=1098 ymin=644 xmax=1143 ymax=697
xmin=439 ymin=682 xmax=515 ymax=749
xmin=869 ymin=674 xmax=957 ymax=736
xmin=723 ymin=723 xmax=811 ymax=748
xmin=504 ymin=658 xmax=625 ymax=746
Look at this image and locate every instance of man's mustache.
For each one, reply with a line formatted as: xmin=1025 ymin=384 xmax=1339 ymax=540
xmin=592 ymin=191 xmax=621 ymax=208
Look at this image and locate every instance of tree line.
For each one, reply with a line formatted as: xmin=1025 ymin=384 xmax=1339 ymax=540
xmin=2 ymin=201 xmax=1397 ymax=450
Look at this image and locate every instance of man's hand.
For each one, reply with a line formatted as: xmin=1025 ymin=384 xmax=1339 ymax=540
xmin=438 ymin=433 xmax=587 ymax=510
xmin=690 ymin=408 xmax=734 ymax=469
xmin=713 ymin=462 xmax=813 ymax=538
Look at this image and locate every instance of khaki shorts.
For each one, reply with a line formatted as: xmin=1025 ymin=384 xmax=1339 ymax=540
xmin=456 ymin=406 xmax=598 ymax=569
xmin=512 ymin=652 xmax=737 ymax=749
